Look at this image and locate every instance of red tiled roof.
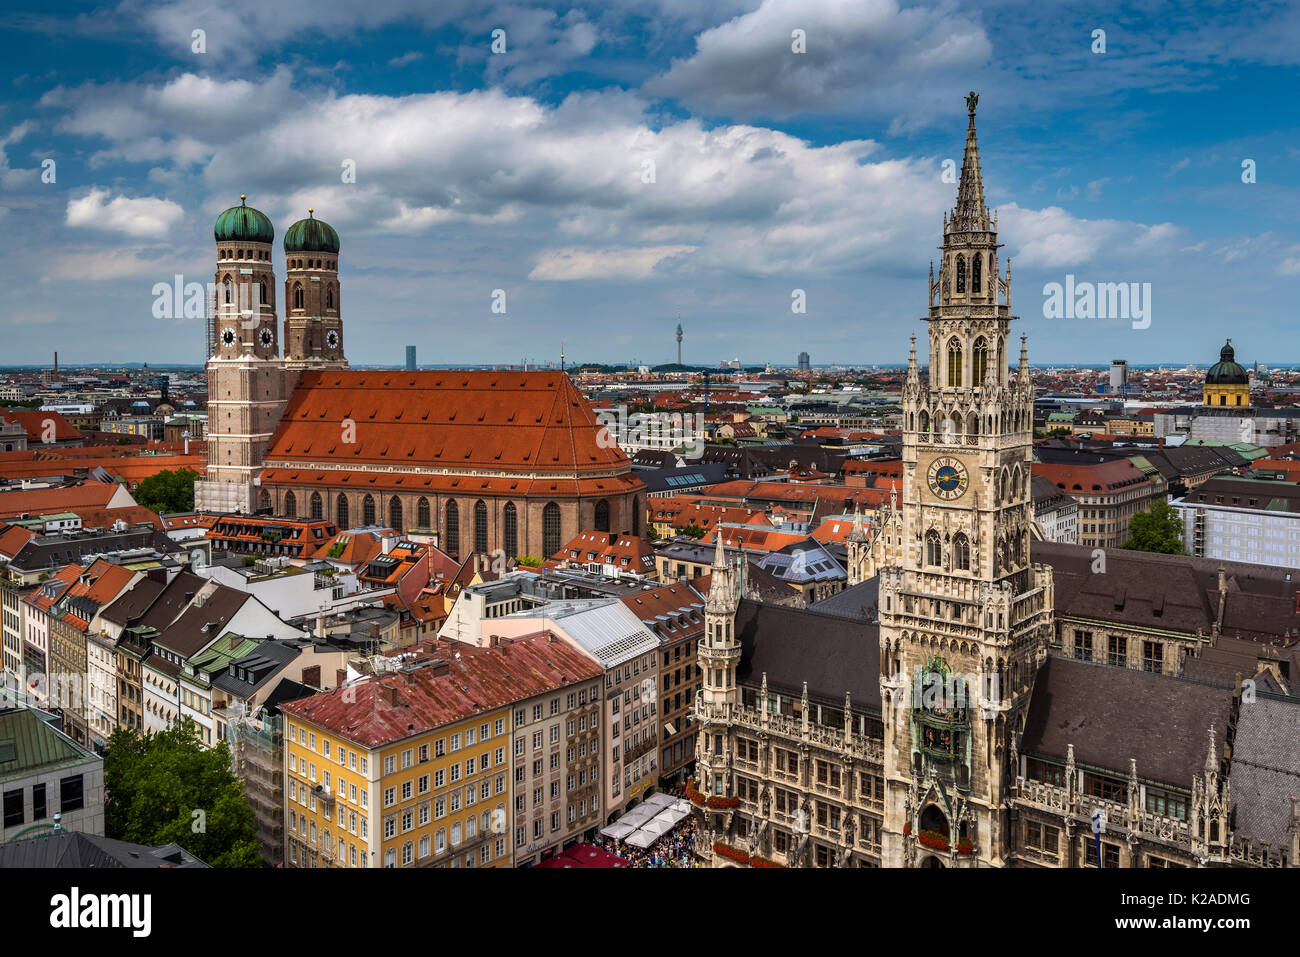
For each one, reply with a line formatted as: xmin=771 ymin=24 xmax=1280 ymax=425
xmin=1033 ymin=459 xmax=1151 ymax=492
xmin=259 ymin=467 xmax=643 ymax=500
xmin=0 ymin=408 xmax=83 ymax=442
xmin=280 ymin=635 xmax=603 ymax=748
xmin=0 ymin=523 xmax=36 ymax=559
xmin=0 ymin=482 xmax=121 ymax=519
xmin=547 ymin=531 xmax=656 ymax=573
xmin=264 ymin=371 xmax=634 ymax=476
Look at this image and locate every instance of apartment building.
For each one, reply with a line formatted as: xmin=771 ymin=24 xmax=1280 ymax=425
xmin=1033 ymin=459 xmax=1162 ymax=549
xmin=1174 ymin=475 xmax=1300 ymax=566
xmin=280 ymin=634 xmax=601 ymax=869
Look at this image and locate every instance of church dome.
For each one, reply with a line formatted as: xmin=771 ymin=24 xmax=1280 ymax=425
xmin=284 ymin=210 xmax=340 ymax=254
xmin=1205 ymin=339 xmax=1247 ymax=385
xmin=214 ymin=196 xmax=274 ymax=244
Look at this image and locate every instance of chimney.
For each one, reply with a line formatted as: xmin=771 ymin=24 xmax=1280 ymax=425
xmin=335 ymin=668 xmax=347 ymax=688
xmin=382 ymin=535 xmax=395 ymax=555
xmin=301 ymin=665 xmax=321 ymax=688
xmin=487 ymin=634 xmax=499 ymax=649
xmin=316 ymin=612 xmax=325 ymax=640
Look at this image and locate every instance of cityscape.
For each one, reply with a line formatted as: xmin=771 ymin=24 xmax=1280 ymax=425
xmin=0 ymin=0 xmax=1294 ymax=935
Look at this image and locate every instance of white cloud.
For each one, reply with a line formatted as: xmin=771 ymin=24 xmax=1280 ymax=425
xmin=1000 ymin=204 xmax=1181 ymax=270
xmin=529 ymin=245 xmax=697 ymax=280
xmin=66 ymin=188 xmax=185 ymax=238
xmin=645 ymin=0 xmax=990 ymax=125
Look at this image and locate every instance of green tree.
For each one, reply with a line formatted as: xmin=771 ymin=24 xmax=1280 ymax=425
xmin=516 ymin=554 xmax=543 ymax=567
xmin=681 ymin=524 xmax=707 ymax=539
xmin=103 ymin=718 xmax=262 ymax=868
xmin=1121 ymin=500 xmax=1187 ymax=555
xmin=644 ymin=522 xmax=660 ymax=541
xmin=132 ymin=467 xmax=200 ymax=514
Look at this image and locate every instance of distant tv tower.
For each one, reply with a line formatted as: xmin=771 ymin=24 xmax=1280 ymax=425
xmin=675 ymin=314 xmax=683 ymax=366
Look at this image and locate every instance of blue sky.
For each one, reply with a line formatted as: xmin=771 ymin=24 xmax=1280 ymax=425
xmin=1 ymin=0 xmax=1297 ymax=367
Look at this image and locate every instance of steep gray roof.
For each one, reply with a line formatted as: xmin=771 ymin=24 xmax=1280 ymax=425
xmin=0 ymin=831 xmax=208 ymax=868
xmin=734 ymin=599 xmax=881 ymax=715
xmin=1228 ymin=692 xmax=1300 ymax=850
xmin=1020 ymin=656 xmax=1232 ymax=787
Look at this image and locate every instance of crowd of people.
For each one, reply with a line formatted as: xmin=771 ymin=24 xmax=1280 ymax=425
xmin=594 ymin=785 xmax=700 ymax=868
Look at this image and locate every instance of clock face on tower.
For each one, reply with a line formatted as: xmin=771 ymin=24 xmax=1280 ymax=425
xmin=325 ymin=329 xmax=340 ymax=349
xmin=928 ymin=457 xmax=969 ymax=500
xmin=221 ymin=328 xmax=236 ymax=347
xmin=259 ymin=327 xmax=274 ymax=348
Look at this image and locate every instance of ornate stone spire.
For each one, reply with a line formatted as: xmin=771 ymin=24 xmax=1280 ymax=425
xmin=849 ymin=502 xmax=867 ymax=543
xmin=950 ymin=91 xmax=990 ymax=233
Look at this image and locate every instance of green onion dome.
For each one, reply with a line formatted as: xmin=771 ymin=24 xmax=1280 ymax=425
xmin=1205 ymin=339 xmax=1248 ymax=385
xmin=214 ymin=195 xmax=274 ymax=244
xmin=284 ymin=209 xmax=340 ymax=254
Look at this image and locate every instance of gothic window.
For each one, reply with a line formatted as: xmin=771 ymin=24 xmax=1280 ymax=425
xmin=474 ymin=500 xmax=488 ymax=554
xmin=389 ymin=496 xmax=403 ymax=531
xmin=953 ymin=533 xmax=970 ymax=570
xmin=543 ymin=502 xmax=561 ymax=558
xmin=284 ymin=491 xmax=297 ymax=518
xmin=223 ymin=277 xmax=233 ymax=304
xmin=925 ymin=530 xmax=942 ymax=566
xmin=337 ymin=495 xmax=349 ymax=528
xmin=362 ymin=494 xmax=376 ymax=526
xmin=972 ymin=338 xmax=989 ymax=387
xmin=503 ymin=502 xmax=518 ymax=557
xmin=918 ymin=410 xmax=930 ymax=435
xmin=972 ymin=254 xmax=981 ymax=293
xmin=310 ymin=492 xmax=323 ymax=520
xmin=967 ymin=411 xmax=979 ymax=436
xmin=259 ymin=490 xmax=271 ymax=511
xmin=417 ymin=497 xmax=430 ymax=529
xmin=445 ymin=500 xmax=459 ymax=555
xmin=294 ymin=284 xmax=304 ymax=310
xmin=955 ymin=256 xmax=966 ymax=293
xmin=326 ymin=288 xmax=334 ymax=309
xmin=947 ymin=339 xmax=963 ymax=388
xmin=258 ymin=281 xmax=267 ymax=308
xmin=594 ymin=499 xmax=610 ymax=533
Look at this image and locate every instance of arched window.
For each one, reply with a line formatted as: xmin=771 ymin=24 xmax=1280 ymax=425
xmin=947 ymin=339 xmax=963 ymax=388
xmin=259 ymin=489 xmax=271 ymax=511
xmin=956 ymin=256 xmax=966 ymax=293
xmin=451 ymin=822 xmax=462 ymax=846
xmin=389 ymin=496 xmax=403 ymax=531
xmin=326 ymin=288 xmax=334 ymax=310
xmin=435 ymin=828 xmax=446 ymax=853
xmin=953 ymin=533 xmax=970 ymax=570
xmin=417 ymin=497 xmax=430 ymax=529
xmin=543 ymin=502 xmax=561 ymax=558
xmin=972 ymin=337 xmax=989 ymax=387
xmin=594 ymin=499 xmax=610 ymax=533
xmin=336 ymin=494 xmax=349 ymax=528
xmin=445 ymin=500 xmax=459 ymax=555
xmin=503 ymin=502 xmax=518 ymax=557
xmin=972 ymin=254 xmax=981 ymax=293
xmin=474 ymin=500 xmax=488 ymax=554
xmin=926 ymin=530 xmax=942 ymax=566
xmin=310 ymin=492 xmax=323 ymax=520
xmin=223 ymin=276 xmax=234 ymax=304
xmin=258 ymin=281 xmax=267 ymax=309
xmin=284 ymin=491 xmax=297 ymax=518
xmin=402 ymin=842 xmax=413 ymax=866
xmin=362 ymin=494 xmax=376 ymax=526
xmin=918 ymin=409 xmax=930 ymax=435
xmin=293 ymin=284 xmax=304 ymax=310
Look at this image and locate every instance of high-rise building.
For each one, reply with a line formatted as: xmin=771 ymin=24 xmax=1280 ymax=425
xmin=1109 ymin=359 xmax=1128 ymax=393
xmin=797 ymin=351 xmax=810 ymax=373
xmin=406 ymin=346 xmax=417 ymax=371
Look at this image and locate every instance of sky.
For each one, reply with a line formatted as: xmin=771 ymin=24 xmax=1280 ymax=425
xmin=0 ymin=0 xmax=1297 ymax=368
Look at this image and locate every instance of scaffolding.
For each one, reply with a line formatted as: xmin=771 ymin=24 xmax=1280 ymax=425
xmin=228 ymin=704 xmax=286 ymax=866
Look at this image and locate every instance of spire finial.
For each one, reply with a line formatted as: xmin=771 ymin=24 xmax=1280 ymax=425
xmin=308 ymin=207 xmax=314 ymax=217
xmin=240 ymin=194 xmax=247 ymax=204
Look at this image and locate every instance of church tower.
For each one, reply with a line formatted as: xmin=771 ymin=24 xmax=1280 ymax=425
xmin=876 ymin=94 xmax=1054 ymax=868
xmin=282 ymin=209 xmax=348 ymax=385
xmin=195 ymin=196 xmax=287 ymax=514
xmin=695 ymin=529 xmax=743 ymax=798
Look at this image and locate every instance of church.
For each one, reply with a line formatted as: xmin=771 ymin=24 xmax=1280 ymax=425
xmin=194 ymin=202 xmax=645 ymax=559
xmin=689 ymin=94 xmax=1300 ymax=869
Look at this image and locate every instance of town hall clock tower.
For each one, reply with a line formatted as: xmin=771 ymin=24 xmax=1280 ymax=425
xmin=876 ymin=94 xmax=1054 ymax=867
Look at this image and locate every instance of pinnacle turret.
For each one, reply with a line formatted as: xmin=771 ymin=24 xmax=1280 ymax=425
xmin=950 ymin=91 xmax=990 ymax=233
